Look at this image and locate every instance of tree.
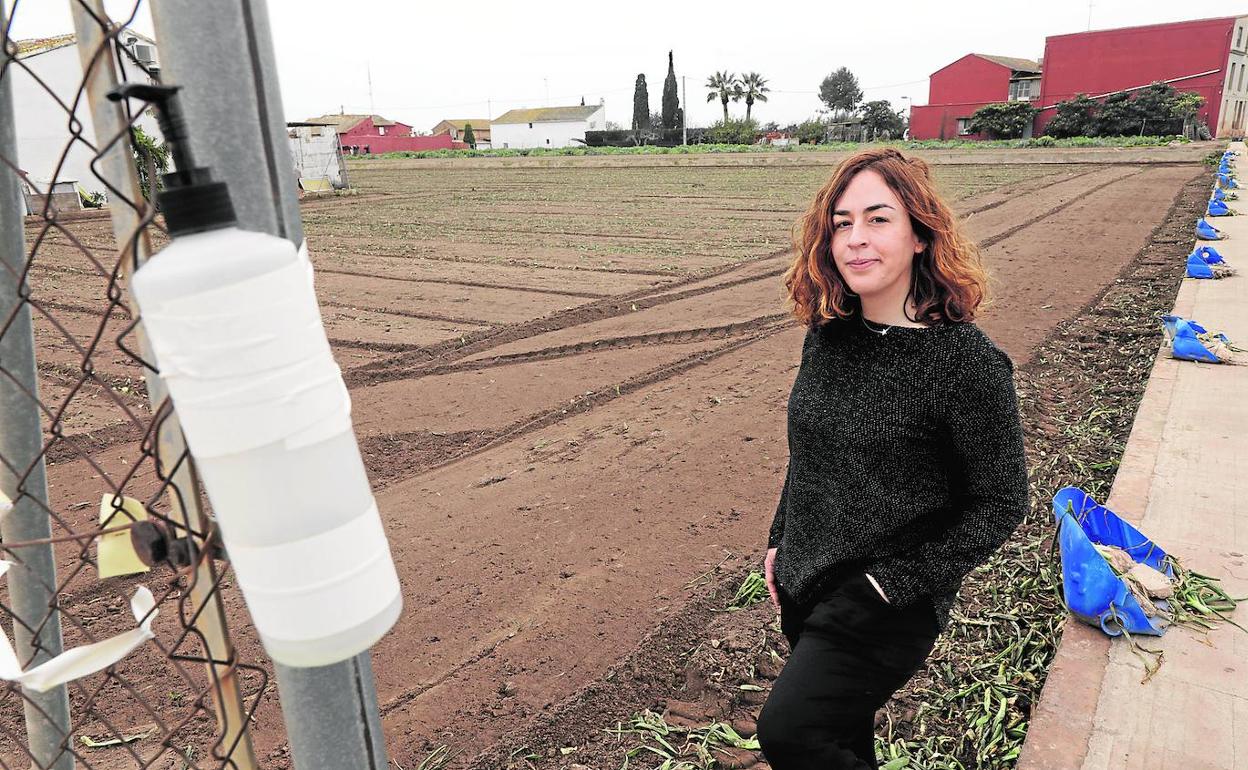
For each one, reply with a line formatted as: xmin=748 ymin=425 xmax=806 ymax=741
xmin=740 ymin=72 xmax=770 ymax=122
xmin=662 ymin=51 xmax=680 ymax=130
xmin=462 ymin=122 xmax=476 ymax=149
xmin=1172 ymin=92 xmax=1206 ymax=137
xmin=632 ymin=74 xmax=651 ymax=131
xmin=1090 ymin=92 xmax=1140 ymax=136
xmin=968 ymin=101 xmax=1037 ymax=139
xmin=706 ymin=71 xmax=740 ymax=123
xmin=131 ymin=124 xmax=169 ymax=201
xmin=819 ymin=67 xmax=862 ymax=118
xmin=1131 ymin=82 xmax=1183 ymax=134
xmin=1043 ymin=93 xmax=1098 ymax=138
xmin=859 ymin=100 xmax=905 ymax=139
xmin=795 ymin=118 xmax=828 ymax=144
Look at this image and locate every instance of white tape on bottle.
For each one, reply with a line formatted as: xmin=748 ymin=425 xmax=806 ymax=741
xmin=140 ymin=242 xmax=350 ymax=458
xmin=225 ymin=502 xmax=400 ymax=641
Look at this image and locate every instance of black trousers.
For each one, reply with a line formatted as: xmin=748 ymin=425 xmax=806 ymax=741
xmin=756 ymin=572 xmax=940 ymax=770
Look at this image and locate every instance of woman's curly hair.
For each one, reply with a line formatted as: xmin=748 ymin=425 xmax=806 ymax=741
xmin=785 ymin=147 xmax=988 ymax=327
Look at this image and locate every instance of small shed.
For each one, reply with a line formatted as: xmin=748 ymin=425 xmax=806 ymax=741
xmin=22 ymin=178 xmax=82 ymax=215
xmin=287 ymin=122 xmax=349 ymax=190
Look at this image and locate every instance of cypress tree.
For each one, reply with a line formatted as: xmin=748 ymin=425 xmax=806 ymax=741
xmin=662 ymin=51 xmax=679 ymax=130
xmin=632 ymin=74 xmax=651 ymax=131
xmin=462 ymin=122 xmax=476 ymax=148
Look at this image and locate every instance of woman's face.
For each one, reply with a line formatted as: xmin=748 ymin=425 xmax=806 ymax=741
xmin=830 ymin=169 xmax=926 ymax=303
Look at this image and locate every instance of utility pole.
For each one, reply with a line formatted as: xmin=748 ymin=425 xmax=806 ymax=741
xmin=682 ymin=75 xmax=687 ymax=145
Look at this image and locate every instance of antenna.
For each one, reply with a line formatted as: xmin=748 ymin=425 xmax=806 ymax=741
xmin=367 ymin=62 xmax=375 ymax=114
xmin=1087 ymin=0 xmax=1094 ymax=31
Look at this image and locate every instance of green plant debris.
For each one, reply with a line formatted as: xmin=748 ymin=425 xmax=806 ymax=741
xmin=726 ymin=571 xmax=767 ymax=610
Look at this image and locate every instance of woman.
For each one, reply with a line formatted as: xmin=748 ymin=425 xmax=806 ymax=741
xmin=755 ymin=147 xmax=1028 ymax=769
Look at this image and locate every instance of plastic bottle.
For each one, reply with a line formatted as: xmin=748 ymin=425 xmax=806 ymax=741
xmin=108 ymin=83 xmax=401 ymax=667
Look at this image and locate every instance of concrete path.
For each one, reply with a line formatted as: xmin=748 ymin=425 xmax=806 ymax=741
xmin=1019 ymin=143 xmax=1248 ymax=769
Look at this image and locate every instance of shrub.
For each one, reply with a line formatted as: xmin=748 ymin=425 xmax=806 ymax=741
xmin=705 ymin=118 xmax=760 ymax=145
xmin=794 ymin=119 xmax=829 ymax=144
xmin=969 ymin=102 xmax=1038 ymax=139
xmin=1043 ymin=94 xmax=1098 ymax=138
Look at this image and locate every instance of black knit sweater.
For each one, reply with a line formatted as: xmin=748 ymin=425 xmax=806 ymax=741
xmin=768 ymin=317 xmax=1028 ymax=632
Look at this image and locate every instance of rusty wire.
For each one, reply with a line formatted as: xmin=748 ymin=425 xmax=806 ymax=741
xmin=0 ymin=2 xmax=269 ymax=767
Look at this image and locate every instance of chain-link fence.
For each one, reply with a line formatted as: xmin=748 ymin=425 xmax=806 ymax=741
xmin=0 ymin=2 xmax=268 ymax=767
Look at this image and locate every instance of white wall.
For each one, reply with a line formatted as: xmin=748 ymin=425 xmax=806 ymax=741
xmin=288 ymin=126 xmax=346 ymax=188
xmin=13 ymin=44 xmax=160 ymax=198
xmin=1218 ymin=17 xmax=1248 ymax=137
xmin=491 ymin=106 xmax=605 ymax=149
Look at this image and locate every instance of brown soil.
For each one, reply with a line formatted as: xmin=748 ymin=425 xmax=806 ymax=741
xmin=3 ymin=148 xmax=1208 ymax=768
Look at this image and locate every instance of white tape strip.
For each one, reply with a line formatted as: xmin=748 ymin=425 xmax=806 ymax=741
xmin=0 ymin=561 xmax=156 ymax=693
xmin=225 ymin=503 xmax=400 ymax=641
xmin=141 ymin=240 xmax=350 ymax=457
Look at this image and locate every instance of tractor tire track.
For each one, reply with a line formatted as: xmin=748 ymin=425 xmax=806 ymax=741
xmin=978 ymin=168 xmax=1147 ymax=249
xmin=363 ymin=317 xmax=793 ymax=484
xmin=321 ymin=301 xmax=495 ymax=328
xmin=959 ymin=166 xmax=1103 ymax=217
xmin=315 ymin=267 xmax=611 ymax=299
xmin=342 ymin=249 xmax=793 ymax=387
xmin=409 ymin=314 xmax=789 ymax=377
xmin=310 ymin=247 xmax=683 ymax=277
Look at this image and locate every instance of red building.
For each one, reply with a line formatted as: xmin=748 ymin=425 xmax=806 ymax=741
xmin=910 ymin=15 xmax=1248 ymax=140
xmin=1036 ymin=16 xmax=1245 ymax=137
xmin=909 ymin=55 xmax=1041 ymax=140
xmin=304 ymin=113 xmax=461 ymax=153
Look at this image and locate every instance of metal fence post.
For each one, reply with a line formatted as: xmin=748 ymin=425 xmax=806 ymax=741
xmin=0 ymin=9 xmax=75 ymax=768
xmin=147 ymin=2 xmax=390 ymax=767
xmin=66 ymin=3 xmax=262 ymax=766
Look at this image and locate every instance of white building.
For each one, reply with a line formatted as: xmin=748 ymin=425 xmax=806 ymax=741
xmin=490 ymin=103 xmax=606 ymax=149
xmin=12 ymin=32 xmax=160 ymax=206
xmin=287 ymin=122 xmax=348 ymax=190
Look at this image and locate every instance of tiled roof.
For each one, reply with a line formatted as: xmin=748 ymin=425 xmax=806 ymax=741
xmin=436 ymin=119 xmax=491 ymax=130
xmin=975 ymin=55 xmax=1042 ymax=73
xmin=492 ymin=105 xmax=601 ymax=125
xmin=303 ymin=114 xmax=401 ymax=133
xmin=15 ymin=34 xmax=76 ymax=58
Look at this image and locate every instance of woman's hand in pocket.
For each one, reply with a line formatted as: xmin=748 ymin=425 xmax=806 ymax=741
xmin=765 ymin=547 xmax=780 ymax=612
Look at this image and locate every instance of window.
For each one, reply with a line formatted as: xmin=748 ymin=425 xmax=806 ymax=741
xmin=1240 ymin=63 xmax=1246 ymax=92
xmin=546 ymin=138 xmax=550 ymax=144
xmin=1233 ymin=64 xmax=1239 ymax=91
xmin=1238 ymin=26 xmax=1243 ymax=48
xmin=1008 ymin=78 xmax=1038 ymax=101
xmin=528 ymin=122 xmax=533 ymax=128
xmin=957 ymin=118 xmax=974 ymax=136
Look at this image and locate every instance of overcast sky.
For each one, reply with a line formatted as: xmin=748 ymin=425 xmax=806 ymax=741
xmin=9 ymin=1 xmax=1248 ymax=131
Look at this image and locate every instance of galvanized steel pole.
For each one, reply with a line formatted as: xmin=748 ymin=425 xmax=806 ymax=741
xmin=0 ymin=8 xmax=75 ymax=768
xmin=67 ymin=3 xmax=261 ymax=766
xmin=147 ymin=1 xmax=389 ymax=768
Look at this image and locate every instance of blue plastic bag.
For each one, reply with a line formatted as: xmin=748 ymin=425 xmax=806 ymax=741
xmin=1052 ymin=487 xmax=1173 ymax=637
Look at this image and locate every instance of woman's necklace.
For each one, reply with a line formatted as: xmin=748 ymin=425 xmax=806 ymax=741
xmin=861 ymin=315 xmax=891 ymax=335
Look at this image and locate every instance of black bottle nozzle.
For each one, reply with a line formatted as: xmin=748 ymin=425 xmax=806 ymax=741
xmin=106 ymin=82 xmax=236 ymax=236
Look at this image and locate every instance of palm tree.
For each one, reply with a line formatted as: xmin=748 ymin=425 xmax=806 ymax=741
xmin=706 ymin=71 xmax=741 ymax=122
xmin=740 ymin=72 xmax=770 ymax=122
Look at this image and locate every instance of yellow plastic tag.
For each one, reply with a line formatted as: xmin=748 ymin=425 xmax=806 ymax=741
xmin=96 ymin=495 xmax=151 ymax=578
